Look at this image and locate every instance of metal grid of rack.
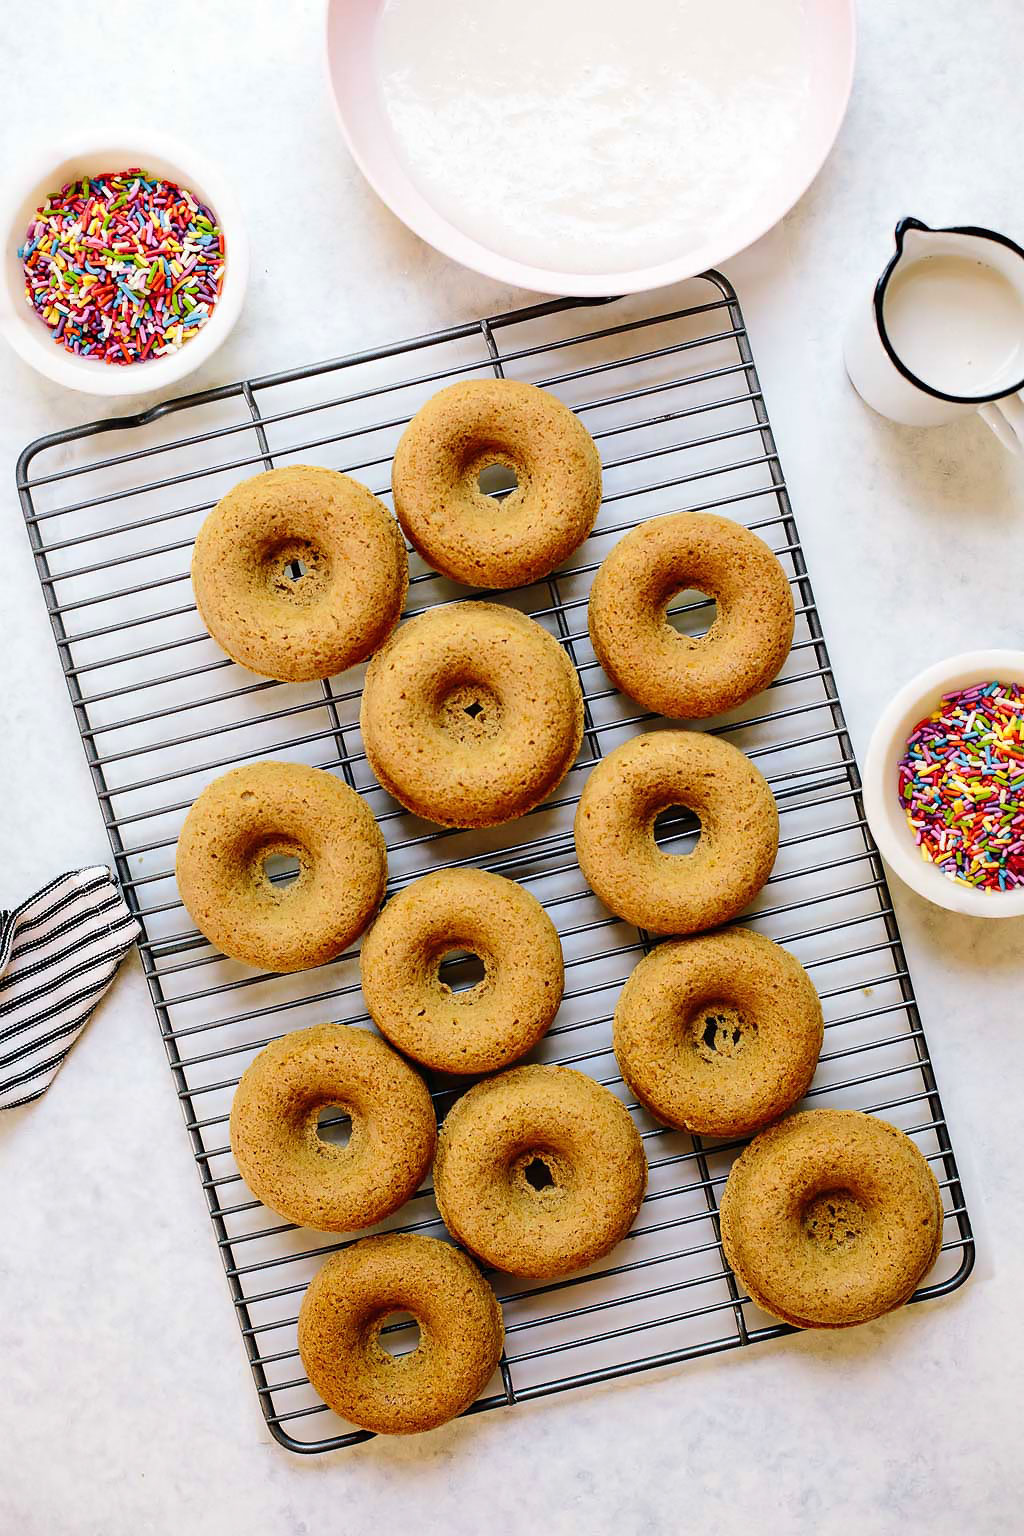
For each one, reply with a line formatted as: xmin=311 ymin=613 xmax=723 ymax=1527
xmin=17 ymin=276 xmax=974 ymax=1454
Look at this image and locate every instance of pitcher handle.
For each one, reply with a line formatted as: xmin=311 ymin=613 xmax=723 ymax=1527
xmin=979 ymin=392 xmax=1024 ymax=454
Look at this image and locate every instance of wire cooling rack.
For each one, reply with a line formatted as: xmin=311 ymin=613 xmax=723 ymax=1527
xmin=17 ymin=276 xmax=974 ymax=1454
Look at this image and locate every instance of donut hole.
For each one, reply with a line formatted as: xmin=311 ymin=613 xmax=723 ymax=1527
xmin=694 ymin=1004 xmax=756 ymax=1061
xmin=477 ymin=461 xmax=519 ymax=498
xmin=315 ymin=1104 xmax=353 ymax=1148
xmin=265 ymin=537 xmax=329 ymax=605
xmin=262 ymin=851 xmax=302 ymax=890
xmin=254 ymin=838 xmax=307 ymax=895
xmin=512 ymin=1149 xmax=562 ymax=1197
xmin=652 ymin=804 xmax=700 ymax=856
xmin=665 ymin=587 xmax=718 ymax=641
xmin=375 ymin=1310 xmax=422 ymax=1361
xmin=523 ymin=1156 xmax=555 ymax=1191
xmin=801 ymin=1189 xmax=867 ymax=1253
xmin=437 ymin=948 xmax=487 ymax=995
xmin=437 ymin=682 xmax=503 ymax=744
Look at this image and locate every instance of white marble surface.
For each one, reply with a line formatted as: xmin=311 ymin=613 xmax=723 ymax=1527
xmin=1 ymin=2 xmax=1022 ymax=1531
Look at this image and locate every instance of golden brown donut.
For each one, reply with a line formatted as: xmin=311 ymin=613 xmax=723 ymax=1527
xmin=229 ymin=1024 xmax=436 ymax=1232
xmin=588 ymin=512 xmax=794 ymax=718
xmin=360 ymin=868 xmax=563 ymax=1074
xmin=191 ymin=465 xmax=408 ymax=681
xmin=574 ymin=730 xmax=778 ymax=935
xmin=360 ymin=601 xmax=584 ymax=828
xmin=433 ymin=1065 xmax=647 ymax=1278
xmin=614 ymin=928 xmax=823 ymax=1137
xmin=298 ymin=1233 xmax=504 ymax=1434
xmin=720 ymin=1109 xmax=944 ymax=1329
xmin=175 ymin=760 xmax=386 ymax=971
xmin=392 ymin=379 xmax=602 ymax=589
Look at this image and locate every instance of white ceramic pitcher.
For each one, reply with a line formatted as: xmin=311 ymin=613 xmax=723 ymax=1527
xmin=844 ymin=216 xmax=1024 ymax=450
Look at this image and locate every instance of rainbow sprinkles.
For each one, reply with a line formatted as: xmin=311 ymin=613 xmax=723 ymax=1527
xmin=898 ymin=680 xmax=1024 ymax=891
xmin=18 ymin=168 xmax=225 ymax=365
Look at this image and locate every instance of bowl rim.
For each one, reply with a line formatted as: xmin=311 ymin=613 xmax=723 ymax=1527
xmin=863 ymin=648 xmax=1024 ymax=918
xmin=0 ymin=129 xmax=249 ymax=397
xmin=323 ymin=0 xmax=857 ymax=297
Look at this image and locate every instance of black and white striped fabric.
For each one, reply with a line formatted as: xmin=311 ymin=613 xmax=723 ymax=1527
xmin=0 ymin=866 xmax=139 ymax=1111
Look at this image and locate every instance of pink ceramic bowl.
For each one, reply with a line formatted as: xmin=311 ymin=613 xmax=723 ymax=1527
xmin=325 ymin=0 xmax=856 ymax=297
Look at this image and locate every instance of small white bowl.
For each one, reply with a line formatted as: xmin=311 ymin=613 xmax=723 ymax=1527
xmin=0 ymin=132 xmax=248 ymax=396
xmin=863 ymin=649 xmax=1024 ymax=918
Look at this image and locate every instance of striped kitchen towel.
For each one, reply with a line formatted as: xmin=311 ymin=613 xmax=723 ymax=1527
xmin=0 ymin=866 xmax=140 ymax=1111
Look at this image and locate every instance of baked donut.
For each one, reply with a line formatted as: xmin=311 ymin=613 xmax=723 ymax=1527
xmin=298 ymin=1233 xmax=504 ymax=1434
xmin=614 ymin=929 xmax=822 ymax=1137
xmin=392 ymin=379 xmax=602 ymax=589
xmin=191 ymin=465 xmax=408 ymax=682
xmin=574 ymin=730 xmax=778 ymax=935
xmin=433 ymin=1065 xmax=647 ymax=1278
xmin=588 ymin=512 xmax=794 ymax=718
xmin=360 ymin=868 xmax=563 ymax=1074
xmin=360 ymin=601 xmax=584 ymax=828
xmin=176 ymin=760 xmax=386 ymax=971
xmin=720 ymin=1109 xmax=944 ymax=1329
xmin=229 ymin=1024 xmax=436 ymax=1231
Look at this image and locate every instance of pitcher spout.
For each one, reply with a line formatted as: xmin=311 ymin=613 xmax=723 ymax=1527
xmin=893 ymin=216 xmax=937 ymax=264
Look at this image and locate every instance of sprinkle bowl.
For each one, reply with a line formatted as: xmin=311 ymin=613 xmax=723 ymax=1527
xmin=864 ymin=649 xmax=1024 ymax=918
xmin=0 ymin=132 xmax=248 ymax=397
